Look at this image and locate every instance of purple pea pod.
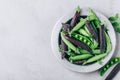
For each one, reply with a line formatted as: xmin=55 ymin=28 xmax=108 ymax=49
xmin=65 ymin=35 xmax=93 ymax=53
xmin=99 ymin=25 xmax=106 ymax=53
xmin=61 ymin=40 xmax=67 ymax=59
xmin=70 ymin=11 xmax=80 ymax=29
xmin=86 ymin=20 xmax=98 ymax=42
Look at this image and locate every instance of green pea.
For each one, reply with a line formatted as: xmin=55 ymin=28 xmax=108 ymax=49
xmin=70 ymin=54 xmax=93 ymax=61
xmin=110 ymin=61 xmax=114 ymax=65
xmin=80 ymin=37 xmax=83 ymax=41
xmin=115 ymin=58 xmax=119 ymax=62
xmin=83 ymin=39 xmax=87 ymax=43
xmin=106 ymin=65 xmax=110 ymax=68
xmin=103 ymin=68 xmax=107 ymax=71
xmin=75 ymin=34 xmax=79 ymax=38
xmin=87 ymin=42 xmax=90 ymax=45
xmin=83 ymin=53 xmax=107 ymax=65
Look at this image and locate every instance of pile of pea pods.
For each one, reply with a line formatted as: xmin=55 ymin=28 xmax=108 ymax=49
xmin=59 ymin=6 xmax=112 ymax=66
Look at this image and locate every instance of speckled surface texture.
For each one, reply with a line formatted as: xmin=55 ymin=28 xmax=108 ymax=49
xmin=0 ymin=0 xmax=120 ymax=80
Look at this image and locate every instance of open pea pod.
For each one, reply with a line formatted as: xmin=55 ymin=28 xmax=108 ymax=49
xmin=71 ymin=33 xmax=95 ymax=49
xmin=65 ymin=35 xmax=93 ymax=53
xmin=83 ymin=31 xmax=111 ymax=65
xmin=99 ymin=57 xmax=120 ymax=76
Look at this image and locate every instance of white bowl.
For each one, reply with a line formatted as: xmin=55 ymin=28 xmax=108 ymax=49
xmin=51 ymin=9 xmax=116 ymax=72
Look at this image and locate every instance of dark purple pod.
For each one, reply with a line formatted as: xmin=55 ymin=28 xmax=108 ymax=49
xmin=73 ymin=60 xmax=86 ymax=65
xmin=99 ymin=25 xmax=106 ymax=53
xmin=61 ymin=40 xmax=67 ymax=59
xmin=65 ymin=35 xmax=93 ymax=53
xmin=86 ymin=20 xmax=98 ymax=42
xmin=70 ymin=11 xmax=80 ymax=29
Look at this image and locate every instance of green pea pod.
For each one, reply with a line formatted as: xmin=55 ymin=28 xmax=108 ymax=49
xmin=83 ymin=53 xmax=107 ymax=65
xmin=61 ymin=32 xmax=80 ymax=53
xmin=70 ymin=18 xmax=86 ymax=33
xmin=88 ymin=8 xmax=101 ymax=27
xmin=99 ymin=57 xmax=120 ymax=76
xmin=93 ymin=49 xmax=101 ymax=54
xmin=65 ymin=51 xmax=76 ymax=57
xmin=112 ymin=22 xmax=119 ymax=27
xmin=84 ymin=26 xmax=92 ymax=36
xmin=109 ymin=13 xmax=119 ymax=22
xmin=105 ymin=32 xmax=111 ymax=53
xmin=71 ymin=33 xmax=94 ymax=49
xmin=70 ymin=54 xmax=93 ymax=62
xmin=79 ymin=29 xmax=90 ymax=37
xmin=93 ymin=39 xmax=98 ymax=49
xmin=91 ymin=21 xmax=97 ymax=33
xmin=79 ymin=49 xmax=90 ymax=54
xmin=111 ymin=22 xmax=120 ymax=33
